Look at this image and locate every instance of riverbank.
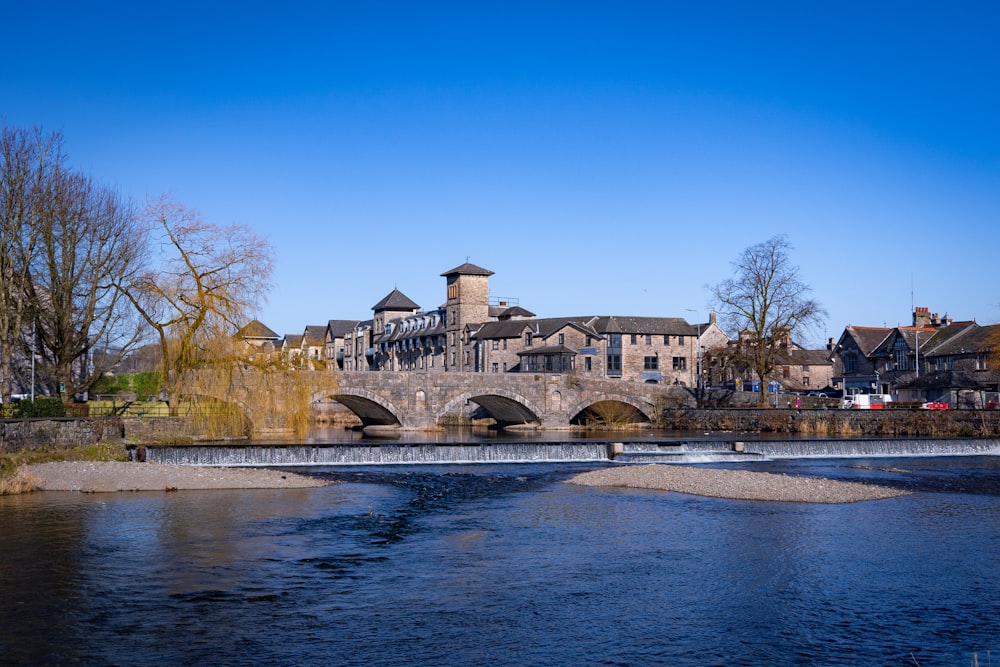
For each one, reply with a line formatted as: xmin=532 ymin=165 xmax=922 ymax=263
xmin=20 ymin=461 xmax=330 ymax=493
xmin=567 ymin=464 xmax=908 ymax=503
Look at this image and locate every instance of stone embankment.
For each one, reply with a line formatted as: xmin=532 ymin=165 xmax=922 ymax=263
xmin=665 ymin=407 xmax=1000 ymax=438
xmin=568 ymin=464 xmax=908 ymax=503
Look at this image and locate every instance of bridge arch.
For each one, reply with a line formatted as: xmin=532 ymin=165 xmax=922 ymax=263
xmin=439 ymin=389 xmax=542 ymax=427
xmin=565 ymin=395 xmax=658 ymax=426
xmin=318 ymin=389 xmax=404 ymax=427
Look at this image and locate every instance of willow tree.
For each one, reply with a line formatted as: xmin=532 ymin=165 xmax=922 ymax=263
xmin=710 ymin=235 xmax=825 ymax=405
xmin=124 ymin=195 xmax=274 ymax=401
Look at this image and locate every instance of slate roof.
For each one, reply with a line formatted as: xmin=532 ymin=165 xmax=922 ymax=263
xmin=325 ymin=319 xmax=363 ymax=339
xmin=841 ymin=325 xmax=892 ymax=355
xmin=587 ymin=316 xmax=698 ymax=336
xmin=372 ymin=288 xmax=420 ymax=312
xmin=471 ymin=317 xmax=601 ymax=341
xmin=922 ymin=322 xmax=990 ymax=357
xmin=497 ymin=306 xmax=535 ymax=319
xmin=777 ymin=348 xmax=834 ymax=366
xmin=302 ymin=325 xmax=327 ymax=346
xmin=517 ymin=344 xmax=578 ymax=357
xmin=441 ymin=262 xmax=494 ymax=277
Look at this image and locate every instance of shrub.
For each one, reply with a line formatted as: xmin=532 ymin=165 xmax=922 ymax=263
xmin=14 ymin=397 xmax=66 ymax=418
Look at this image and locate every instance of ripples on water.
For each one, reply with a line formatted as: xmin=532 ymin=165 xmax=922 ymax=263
xmin=1 ymin=458 xmax=999 ymax=666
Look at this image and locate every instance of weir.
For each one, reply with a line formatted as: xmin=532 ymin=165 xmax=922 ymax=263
xmin=743 ymin=438 xmax=1000 ymax=459
xmin=145 ymin=441 xmax=615 ymax=466
xmin=142 ymin=438 xmax=1000 ymax=466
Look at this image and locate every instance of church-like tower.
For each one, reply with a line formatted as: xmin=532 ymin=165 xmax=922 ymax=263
xmin=441 ymin=262 xmax=493 ymax=370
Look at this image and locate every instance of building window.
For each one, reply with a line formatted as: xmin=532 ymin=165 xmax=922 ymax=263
xmin=782 ymin=367 xmax=790 ymax=378
xmin=492 ymin=340 xmax=499 ymax=350
xmin=525 ymin=332 xmax=533 ymax=347
xmin=844 ymin=353 xmax=857 ymax=373
xmin=644 ymin=356 xmax=658 ymax=370
xmin=584 ymin=357 xmax=592 ymax=372
xmin=678 ymin=336 xmax=685 ymax=346
xmin=976 ymin=353 xmax=988 ymax=370
xmin=503 ymin=362 xmax=508 ymax=372
xmin=804 ymin=376 xmax=810 ymax=387
xmin=503 ymin=339 xmax=507 ymax=350
xmin=448 ymin=283 xmax=458 ymax=300
xmin=586 ymin=336 xmax=593 ymax=346
xmin=492 ymin=362 xmax=499 ymax=373
xmin=672 ymin=357 xmax=687 ymax=371
xmin=645 ymin=335 xmax=652 ymax=345
xmin=894 ymin=349 xmax=908 ymax=370
xmin=558 ymin=333 xmax=565 ymax=345
xmin=607 ymin=354 xmax=622 ymax=375
xmin=609 ymin=333 xmax=621 ymax=349
xmin=663 ymin=335 xmax=670 ymax=345
xmin=630 ymin=334 xmax=637 ymax=345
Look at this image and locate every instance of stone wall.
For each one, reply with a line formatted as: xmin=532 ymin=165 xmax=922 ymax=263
xmin=663 ymin=407 xmax=1000 ymax=438
xmin=0 ymin=418 xmax=125 ymax=453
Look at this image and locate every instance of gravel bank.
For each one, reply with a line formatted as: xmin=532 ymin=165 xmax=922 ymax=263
xmin=24 ymin=461 xmax=329 ymax=493
xmin=567 ymin=464 xmax=908 ymax=503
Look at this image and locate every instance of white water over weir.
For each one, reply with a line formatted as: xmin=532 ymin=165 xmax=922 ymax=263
xmin=142 ymin=438 xmax=1000 ymax=466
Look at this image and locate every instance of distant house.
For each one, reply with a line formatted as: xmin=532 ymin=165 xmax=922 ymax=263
xmin=710 ymin=329 xmax=833 ymax=393
xmin=280 ymin=334 xmax=304 ymax=366
xmin=235 ymin=319 xmax=282 ymax=361
xmin=775 ymin=345 xmax=834 ymax=393
xmin=299 ymin=325 xmax=327 ymax=369
xmin=323 ymin=320 xmax=362 ymax=371
xmin=830 ymin=307 xmax=999 ymax=405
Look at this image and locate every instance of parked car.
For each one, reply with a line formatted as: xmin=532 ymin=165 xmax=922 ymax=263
xmin=921 ymin=401 xmax=950 ymax=410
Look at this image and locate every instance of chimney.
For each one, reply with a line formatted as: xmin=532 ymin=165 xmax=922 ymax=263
xmin=709 ymin=311 xmax=717 ymax=325
xmin=913 ymin=306 xmax=931 ymax=328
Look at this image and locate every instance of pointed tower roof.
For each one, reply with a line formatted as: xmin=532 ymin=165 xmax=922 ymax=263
xmin=372 ymin=288 xmax=420 ymax=312
xmin=441 ymin=262 xmax=494 ymax=277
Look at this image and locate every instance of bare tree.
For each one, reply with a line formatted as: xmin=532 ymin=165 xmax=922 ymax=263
xmin=30 ymin=169 xmax=146 ymax=399
xmin=0 ymin=124 xmax=64 ymax=403
xmin=122 ymin=195 xmax=274 ymax=401
xmin=710 ymin=235 xmax=825 ymax=404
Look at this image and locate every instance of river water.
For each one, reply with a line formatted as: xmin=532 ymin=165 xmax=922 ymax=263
xmin=2 ymin=449 xmax=999 ymax=665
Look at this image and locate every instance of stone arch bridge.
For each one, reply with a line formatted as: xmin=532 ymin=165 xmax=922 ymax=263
xmin=218 ymin=371 xmax=691 ymax=434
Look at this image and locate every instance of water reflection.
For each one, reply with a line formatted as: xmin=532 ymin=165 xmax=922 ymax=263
xmin=2 ymin=458 xmax=999 ymax=665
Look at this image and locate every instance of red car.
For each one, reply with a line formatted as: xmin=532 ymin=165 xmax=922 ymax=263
xmin=921 ymin=401 xmax=950 ymax=410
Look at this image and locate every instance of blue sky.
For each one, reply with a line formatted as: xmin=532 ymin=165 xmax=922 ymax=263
xmin=3 ymin=1 xmax=998 ymax=346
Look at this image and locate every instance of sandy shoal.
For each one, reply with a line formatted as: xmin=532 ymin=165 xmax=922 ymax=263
xmin=23 ymin=461 xmax=329 ymax=493
xmin=567 ymin=464 xmax=909 ymax=503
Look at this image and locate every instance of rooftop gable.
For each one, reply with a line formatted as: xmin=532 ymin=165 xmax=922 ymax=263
xmin=236 ymin=319 xmax=281 ymax=341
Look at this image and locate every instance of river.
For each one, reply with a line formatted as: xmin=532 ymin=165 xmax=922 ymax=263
xmin=1 ymin=442 xmax=999 ymax=665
